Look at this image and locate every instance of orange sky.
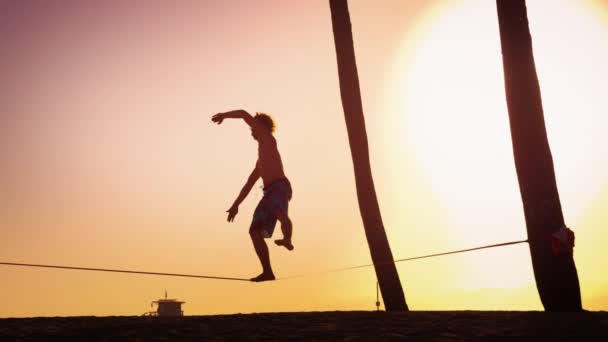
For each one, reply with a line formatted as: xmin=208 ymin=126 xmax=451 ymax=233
xmin=1 ymin=0 xmax=607 ymax=317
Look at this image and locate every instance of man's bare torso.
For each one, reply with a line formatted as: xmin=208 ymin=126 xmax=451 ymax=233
xmin=256 ymin=133 xmax=286 ymax=187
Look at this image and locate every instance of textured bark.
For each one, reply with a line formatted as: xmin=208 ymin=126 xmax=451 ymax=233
xmin=496 ymin=0 xmax=582 ymax=311
xmin=329 ymin=0 xmax=408 ymax=311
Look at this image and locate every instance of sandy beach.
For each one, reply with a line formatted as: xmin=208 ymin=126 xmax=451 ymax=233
xmin=1 ymin=311 xmax=607 ymax=341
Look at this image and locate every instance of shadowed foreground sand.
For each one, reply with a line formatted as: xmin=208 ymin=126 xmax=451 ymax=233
xmin=1 ymin=311 xmax=607 ymax=341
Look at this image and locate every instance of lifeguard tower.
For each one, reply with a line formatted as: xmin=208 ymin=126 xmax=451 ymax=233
xmin=143 ymin=290 xmax=185 ymax=317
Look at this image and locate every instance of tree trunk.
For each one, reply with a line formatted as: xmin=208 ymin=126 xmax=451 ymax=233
xmin=496 ymin=0 xmax=582 ymax=311
xmin=329 ymin=0 xmax=408 ymax=311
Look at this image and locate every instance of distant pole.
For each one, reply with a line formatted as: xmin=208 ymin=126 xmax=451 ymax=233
xmin=329 ymin=0 xmax=408 ymax=311
xmin=496 ymin=0 xmax=582 ymax=311
xmin=376 ymin=281 xmax=381 ymax=311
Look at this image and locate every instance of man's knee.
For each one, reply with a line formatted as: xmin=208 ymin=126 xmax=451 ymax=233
xmin=250 ymin=229 xmax=263 ymax=240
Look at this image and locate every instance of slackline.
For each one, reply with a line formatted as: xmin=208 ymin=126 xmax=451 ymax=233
xmin=0 ymin=239 xmax=529 ymax=282
xmin=0 ymin=262 xmax=250 ymax=281
xmin=277 ymin=239 xmax=529 ymax=280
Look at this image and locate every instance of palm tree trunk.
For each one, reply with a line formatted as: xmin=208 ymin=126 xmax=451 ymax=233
xmin=496 ymin=0 xmax=582 ymax=311
xmin=329 ymin=0 xmax=408 ymax=311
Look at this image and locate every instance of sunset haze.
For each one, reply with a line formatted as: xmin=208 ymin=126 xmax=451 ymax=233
xmin=1 ymin=0 xmax=607 ymax=317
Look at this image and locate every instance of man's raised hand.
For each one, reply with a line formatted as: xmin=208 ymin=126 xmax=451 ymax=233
xmin=212 ymin=113 xmax=225 ymax=125
xmin=226 ymin=205 xmax=238 ymax=222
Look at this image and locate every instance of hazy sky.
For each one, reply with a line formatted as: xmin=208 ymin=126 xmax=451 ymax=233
xmin=1 ymin=0 xmax=607 ymax=317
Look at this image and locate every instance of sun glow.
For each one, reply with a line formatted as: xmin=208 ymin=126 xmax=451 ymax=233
xmin=383 ymin=0 xmax=608 ymax=305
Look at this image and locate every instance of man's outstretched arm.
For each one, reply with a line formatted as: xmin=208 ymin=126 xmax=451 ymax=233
xmin=212 ymin=110 xmax=263 ymax=131
xmin=226 ymin=167 xmax=260 ymax=222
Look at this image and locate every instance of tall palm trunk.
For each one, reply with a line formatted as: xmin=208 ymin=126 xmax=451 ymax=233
xmin=329 ymin=0 xmax=408 ymax=311
xmin=496 ymin=0 xmax=582 ymax=311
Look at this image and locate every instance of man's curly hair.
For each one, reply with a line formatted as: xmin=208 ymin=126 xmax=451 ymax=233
xmin=255 ymin=112 xmax=276 ymax=133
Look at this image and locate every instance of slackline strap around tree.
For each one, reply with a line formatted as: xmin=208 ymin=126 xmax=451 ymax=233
xmin=0 ymin=239 xmax=529 ymax=282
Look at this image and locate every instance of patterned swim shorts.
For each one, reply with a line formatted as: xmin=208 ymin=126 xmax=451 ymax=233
xmin=249 ymin=178 xmax=292 ymax=238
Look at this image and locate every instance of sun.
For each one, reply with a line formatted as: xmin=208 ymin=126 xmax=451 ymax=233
xmin=382 ymin=0 xmax=608 ymax=294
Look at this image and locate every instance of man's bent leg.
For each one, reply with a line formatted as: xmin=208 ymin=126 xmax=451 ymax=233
xmin=249 ymin=230 xmax=275 ymax=282
xmin=274 ymin=211 xmax=294 ymax=251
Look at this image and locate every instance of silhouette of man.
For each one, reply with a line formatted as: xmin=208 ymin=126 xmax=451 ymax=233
xmin=212 ymin=110 xmax=294 ymax=282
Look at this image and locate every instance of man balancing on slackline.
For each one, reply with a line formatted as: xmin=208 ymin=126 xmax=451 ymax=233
xmin=212 ymin=110 xmax=294 ymax=282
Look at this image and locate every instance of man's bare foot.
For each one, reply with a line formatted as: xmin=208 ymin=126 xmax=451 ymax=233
xmin=274 ymin=239 xmax=294 ymax=251
xmin=250 ymin=272 xmax=275 ymax=282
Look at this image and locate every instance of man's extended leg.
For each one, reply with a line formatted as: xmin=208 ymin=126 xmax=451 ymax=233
xmin=249 ymin=230 xmax=275 ymax=282
xmin=274 ymin=211 xmax=294 ymax=251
